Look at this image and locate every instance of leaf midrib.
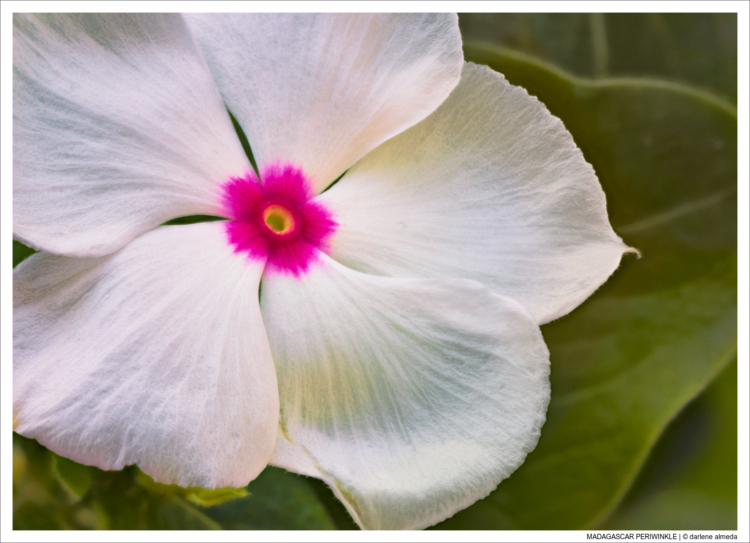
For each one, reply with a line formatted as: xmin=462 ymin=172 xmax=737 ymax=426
xmin=617 ymin=188 xmax=736 ymax=234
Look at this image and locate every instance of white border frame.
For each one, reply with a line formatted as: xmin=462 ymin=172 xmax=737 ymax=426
xmin=2 ymin=3 xmax=747 ymax=542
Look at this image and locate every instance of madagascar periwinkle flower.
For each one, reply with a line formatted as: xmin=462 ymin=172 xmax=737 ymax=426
xmin=13 ymin=13 xmax=631 ymax=530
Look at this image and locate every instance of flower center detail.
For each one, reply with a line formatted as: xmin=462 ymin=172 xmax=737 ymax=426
xmin=220 ymin=162 xmax=337 ymax=276
xmin=263 ymin=204 xmax=295 ymax=234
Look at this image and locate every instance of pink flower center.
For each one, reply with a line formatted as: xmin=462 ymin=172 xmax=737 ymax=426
xmin=220 ymin=163 xmax=337 ymax=276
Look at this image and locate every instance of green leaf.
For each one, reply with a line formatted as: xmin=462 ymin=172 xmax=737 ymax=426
xmin=458 ymin=14 xmax=737 ymax=103
xmin=13 ymin=240 xmax=37 ymax=268
xmin=13 ymin=504 xmax=72 ymax=530
xmin=434 ymin=46 xmax=736 ymax=530
xmin=135 ymin=470 xmax=249 ymax=507
xmin=304 ymin=477 xmax=360 ymax=530
xmin=90 ymin=467 xmax=221 ymax=530
xmin=203 ymin=467 xmax=337 ymax=530
xmin=13 ymin=434 xmax=97 ymax=529
xmin=14 ymin=435 xmax=335 ymax=530
xmin=13 ymin=435 xmax=222 ymax=530
xmin=601 ymin=358 xmax=737 ymax=530
xmin=161 ymin=215 xmax=226 ymax=226
xmin=53 ymin=453 xmax=94 ymax=498
xmin=184 ymin=487 xmax=250 ymax=508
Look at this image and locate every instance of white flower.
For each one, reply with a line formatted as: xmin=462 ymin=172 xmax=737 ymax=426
xmin=13 ymin=14 xmax=630 ymax=530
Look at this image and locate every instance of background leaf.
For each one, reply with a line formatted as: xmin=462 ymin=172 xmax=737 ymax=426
xmin=13 ymin=434 xmax=94 ymax=530
xmin=53 ymin=454 xmax=93 ymax=498
xmin=135 ymin=472 xmax=249 ymax=507
xmin=13 ymin=434 xmax=334 ymax=530
xmin=12 ymin=240 xmax=36 ymax=267
xmin=433 ymin=45 xmax=737 ymax=530
xmin=459 ymin=13 xmax=737 ymax=103
xmin=601 ymin=358 xmax=738 ymax=530
xmin=13 ymin=435 xmax=221 ymax=530
xmin=89 ymin=468 xmax=222 ymax=530
xmin=202 ymin=468 xmax=336 ymax=530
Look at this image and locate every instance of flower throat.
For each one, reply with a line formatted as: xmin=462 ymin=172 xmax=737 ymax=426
xmin=220 ymin=163 xmax=337 ymax=276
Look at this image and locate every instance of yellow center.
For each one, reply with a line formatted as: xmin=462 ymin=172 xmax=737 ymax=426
xmin=263 ymin=205 xmax=295 ymax=234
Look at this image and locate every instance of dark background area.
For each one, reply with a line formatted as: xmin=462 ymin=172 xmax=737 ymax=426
xmin=459 ymin=13 xmax=737 ymax=103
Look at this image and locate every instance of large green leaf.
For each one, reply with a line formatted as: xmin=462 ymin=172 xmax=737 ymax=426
xmin=434 ymin=45 xmax=737 ymax=530
xmin=458 ymin=14 xmax=737 ymax=103
xmin=601 ymin=358 xmax=737 ymax=530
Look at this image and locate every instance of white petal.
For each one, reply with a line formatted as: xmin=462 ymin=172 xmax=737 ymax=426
xmin=317 ymin=63 xmax=631 ymax=324
xmin=261 ymin=254 xmax=550 ymax=530
xmin=13 ymin=14 xmax=250 ymax=257
xmin=185 ymin=14 xmax=463 ymax=194
xmin=13 ymin=222 xmax=278 ymax=488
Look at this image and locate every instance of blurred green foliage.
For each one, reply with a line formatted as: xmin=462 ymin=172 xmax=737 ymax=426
xmin=13 ymin=434 xmax=334 ymax=530
xmin=12 ymin=13 xmax=737 ymax=530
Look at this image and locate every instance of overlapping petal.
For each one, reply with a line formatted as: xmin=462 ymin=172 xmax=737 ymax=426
xmin=261 ymin=254 xmax=550 ymax=530
xmin=13 ymin=14 xmax=250 ymax=257
xmin=13 ymin=223 xmax=278 ymax=488
xmin=317 ymin=63 xmax=631 ymax=324
xmin=185 ymin=13 xmax=463 ymax=194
